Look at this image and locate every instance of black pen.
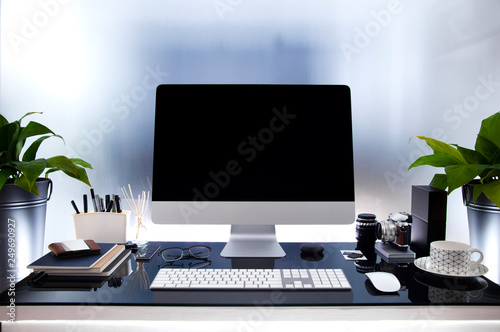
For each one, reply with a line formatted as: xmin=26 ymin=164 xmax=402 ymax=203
xmin=83 ymin=194 xmax=88 ymax=213
xmin=90 ymin=188 xmax=98 ymax=212
xmin=115 ymin=195 xmax=122 ymax=213
xmin=95 ymin=194 xmax=100 ymax=212
xmin=112 ymin=194 xmax=117 ymax=212
xmin=71 ymin=200 xmax=80 ymax=214
xmin=106 ymin=199 xmax=115 ymax=212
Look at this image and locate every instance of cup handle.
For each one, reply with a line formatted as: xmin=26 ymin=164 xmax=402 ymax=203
xmin=470 ymin=248 xmax=484 ymax=267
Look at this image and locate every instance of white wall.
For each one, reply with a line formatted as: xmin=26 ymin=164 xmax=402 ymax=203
xmin=1 ymin=0 xmax=500 ymax=247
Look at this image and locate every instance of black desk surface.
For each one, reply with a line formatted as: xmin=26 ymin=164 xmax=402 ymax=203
xmin=2 ymin=242 xmax=499 ymax=307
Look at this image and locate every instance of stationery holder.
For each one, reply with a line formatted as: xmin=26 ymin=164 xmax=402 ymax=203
xmin=73 ymin=211 xmax=130 ymax=243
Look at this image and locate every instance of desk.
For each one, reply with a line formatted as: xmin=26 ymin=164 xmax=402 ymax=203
xmin=1 ymin=242 xmax=500 ymax=331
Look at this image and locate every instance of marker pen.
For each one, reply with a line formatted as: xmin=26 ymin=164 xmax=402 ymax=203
xmin=112 ymin=194 xmax=117 ymax=212
xmin=90 ymin=189 xmax=98 ymax=212
xmin=115 ymin=195 xmax=122 ymax=213
xmin=106 ymin=199 xmax=115 ymax=212
xmin=83 ymin=194 xmax=88 ymax=213
xmin=95 ymin=194 xmax=102 ymax=212
xmin=71 ymin=200 xmax=80 ymax=214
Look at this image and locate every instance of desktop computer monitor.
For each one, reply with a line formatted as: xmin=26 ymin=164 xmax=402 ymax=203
xmin=151 ymin=84 xmax=355 ymax=258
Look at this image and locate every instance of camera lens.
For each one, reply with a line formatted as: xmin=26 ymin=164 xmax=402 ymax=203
xmin=376 ymin=219 xmax=397 ymax=243
xmin=355 ymin=213 xmax=378 ymax=249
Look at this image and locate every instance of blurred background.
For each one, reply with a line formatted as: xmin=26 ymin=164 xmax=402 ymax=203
xmin=1 ymin=0 xmax=500 ymax=247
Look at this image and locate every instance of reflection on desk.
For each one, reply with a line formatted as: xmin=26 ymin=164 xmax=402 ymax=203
xmin=1 ymin=242 xmax=499 ymax=307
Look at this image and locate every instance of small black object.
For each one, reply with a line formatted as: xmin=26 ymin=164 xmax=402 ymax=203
xmin=125 ymin=242 xmax=138 ymax=253
xmin=300 ymin=243 xmax=324 ymax=261
xmin=71 ymin=200 xmax=80 ymax=214
xmin=115 ymin=195 xmax=122 ymax=213
xmin=83 ymin=194 xmax=88 ymax=213
xmin=108 ymin=277 xmax=123 ymax=288
xmin=410 ymin=185 xmax=447 ymax=256
xmin=347 ymin=253 xmax=364 ymax=259
xmin=355 ymin=213 xmax=378 ymax=249
xmin=106 ymin=199 xmax=115 ymax=212
xmin=300 ymin=243 xmax=324 ymax=255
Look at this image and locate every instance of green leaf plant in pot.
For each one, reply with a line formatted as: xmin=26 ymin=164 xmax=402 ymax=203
xmin=409 ymin=111 xmax=500 ymax=284
xmin=0 ymin=112 xmax=93 ymax=292
xmin=408 ymin=111 xmax=500 ymax=208
xmin=0 ymin=112 xmax=92 ymax=194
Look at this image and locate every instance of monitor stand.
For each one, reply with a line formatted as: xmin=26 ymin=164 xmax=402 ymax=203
xmin=220 ymin=225 xmax=286 ymax=258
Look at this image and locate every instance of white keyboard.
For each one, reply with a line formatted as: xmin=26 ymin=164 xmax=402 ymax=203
xmin=150 ymin=268 xmax=351 ymax=290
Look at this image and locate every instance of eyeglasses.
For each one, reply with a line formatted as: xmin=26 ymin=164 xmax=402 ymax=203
xmin=158 ymin=245 xmax=211 ymax=262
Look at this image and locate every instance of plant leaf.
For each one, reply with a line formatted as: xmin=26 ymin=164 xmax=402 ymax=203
xmin=480 ymin=166 xmax=500 ymax=183
xmin=472 ymin=183 xmax=485 ymax=203
xmin=429 ymin=173 xmax=448 ymax=191
xmin=452 ymin=144 xmax=488 ymax=164
xmin=475 ymin=134 xmax=500 ymax=162
xmin=11 ymin=159 xmax=47 ymax=195
xmin=14 ymin=175 xmax=40 ymax=196
xmin=0 ymin=168 xmax=17 ymax=191
xmin=66 ymin=166 xmax=91 ymax=186
xmin=477 ymin=112 xmax=500 ymax=150
xmin=409 ymin=153 xmax=464 ymax=169
xmin=445 ymin=164 xmax=489 ymax=194
xmin=0 ymin=121 xmax=21 ymax=161
xmin=18 ymin=112 xmax=43 ymax=123
xmin=490 ymin=149 xmax=500 ymax=165
xmin=45 ymin=165 xmax=92 ymax=187
xmin=0 ymin=114 xmax=8 ymax=127
xmin=46 ymin=156 xmax=79 ymax=177
xmin=70 ymin=158 xmax=93 ymax=169
xmin=22 ymin=135 xmax=52 ymax=162
xmin=45 ymin=156 xmax=92 ymax=186
xmin=482 ymin=180 xmax=500 ymax=208
xmin=18 ymin=121 xmax=61 ymax=143
xmin=413 ymin=136 xmax=468 ymax=164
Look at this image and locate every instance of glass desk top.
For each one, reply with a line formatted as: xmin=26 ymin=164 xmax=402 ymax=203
xmin=1 ymin=242 xmax=499 ymax=306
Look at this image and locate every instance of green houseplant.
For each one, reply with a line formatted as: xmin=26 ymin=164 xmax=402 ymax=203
xmin=0 ymin=112 xmax=93 ymax=292
xmin=409 ymin=111 xmax=500 ymax=208
xmin=409 ymin=111 xmax=500 ymax=285
xmin=0 ymin=112 xmax=92 ymax=194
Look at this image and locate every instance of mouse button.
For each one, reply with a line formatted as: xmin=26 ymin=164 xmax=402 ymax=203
xmin=365 ymin=272 xmax=401 ymax=293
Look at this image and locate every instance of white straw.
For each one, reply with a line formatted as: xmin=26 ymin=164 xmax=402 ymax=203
xmin=120 ymin=184 xmax=150 ymax=240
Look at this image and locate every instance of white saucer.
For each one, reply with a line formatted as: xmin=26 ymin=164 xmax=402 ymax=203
xmin=414 ymin=256 xmax=488 ymax=278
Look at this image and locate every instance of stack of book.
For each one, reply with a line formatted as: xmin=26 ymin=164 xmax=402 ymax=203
xmin=28 ymin=242 xmax=131 ymax=277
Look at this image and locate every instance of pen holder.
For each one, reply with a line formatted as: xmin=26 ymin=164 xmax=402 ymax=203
xmin=73 ymin=211 xmax=130 ymax=243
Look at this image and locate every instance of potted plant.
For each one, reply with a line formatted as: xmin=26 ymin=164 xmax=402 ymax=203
xmin=409 ymin=111 xmax=500 ymax=284
xmin=0 ymin=112 xmax=92 ymax=194
xmin=0 ymin=112 xmax=92 ymax=291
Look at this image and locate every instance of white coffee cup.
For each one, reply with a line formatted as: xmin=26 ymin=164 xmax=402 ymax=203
xmin=430 ymin=241 xmax=484 ymax=276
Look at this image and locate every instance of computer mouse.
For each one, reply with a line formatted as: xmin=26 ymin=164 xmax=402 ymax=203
xmin=365 ymin=272 xmax=401 ymax=292
xmin=300 ymin=243 xmax=324 ymax=255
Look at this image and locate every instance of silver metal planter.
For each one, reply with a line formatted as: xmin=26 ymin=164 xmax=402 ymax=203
xmin=0 ymin=179 xmax=52 ymax=293
xmin=463 ymin=182 xmax=500 ymax=285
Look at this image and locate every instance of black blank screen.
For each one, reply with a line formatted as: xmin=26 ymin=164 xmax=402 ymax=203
xmin=152 ymin=84 xmax=354 ymax=202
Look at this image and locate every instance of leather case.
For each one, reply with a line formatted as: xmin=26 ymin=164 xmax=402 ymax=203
xmin=48 ymin=239 xmax=101 ymax=258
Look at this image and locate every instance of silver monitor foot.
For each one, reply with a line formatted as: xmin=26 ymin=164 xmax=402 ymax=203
xmin=220 ymin=225 xmax=286 ymax=258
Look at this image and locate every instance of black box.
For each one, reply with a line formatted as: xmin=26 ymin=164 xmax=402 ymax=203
xmin=410 ymin=185 xmax=447 ymax=256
